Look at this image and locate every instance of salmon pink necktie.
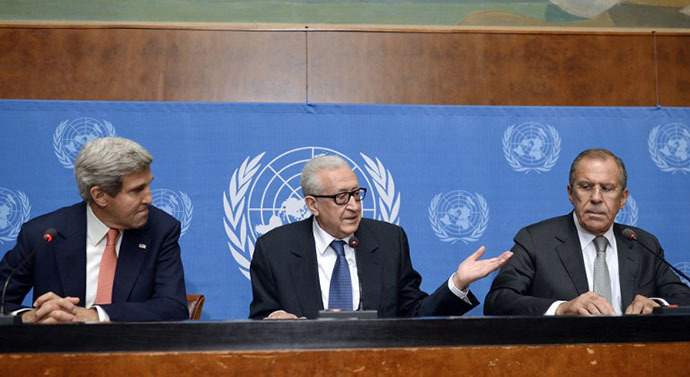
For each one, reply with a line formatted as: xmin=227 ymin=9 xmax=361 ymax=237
xmin=95 ymin=228 xmax=119 ymax=305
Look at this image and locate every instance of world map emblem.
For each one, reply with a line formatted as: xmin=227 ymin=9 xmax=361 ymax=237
xmin=0 ymin=188 xmax=31 ymax=245
xmin=223 ymin=147 xmax=401 ymax=279
xmin=648 ymin=123 xmax=690 ymax=174
xmin=428 ymin=190 xmax=489 ymax=245
xmin=53 ymin=118 xmax=117 ymax=168
xmin=614 ymin=195 xmax=638 ymax=226
xmin=503 ymin=122 xmax=561 ymax=173
xmin=151 ymin=189 xmax=193 ymax=237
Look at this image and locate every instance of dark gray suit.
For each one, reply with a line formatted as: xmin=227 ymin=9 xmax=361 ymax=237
xmin=484 ymin=213 xmax=690 ymax=315
xmin=249 ymin=217 xmax=478 ymax=319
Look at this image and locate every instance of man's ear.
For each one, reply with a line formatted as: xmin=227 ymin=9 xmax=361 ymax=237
xmin=90 ymin=186 xmax=108 ymax=208
xmin=305 ymin=196 xmax=319 ymax=216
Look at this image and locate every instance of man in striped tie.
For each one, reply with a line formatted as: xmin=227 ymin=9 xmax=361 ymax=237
xmin=249 ymin=154 xmax=512 ymax=319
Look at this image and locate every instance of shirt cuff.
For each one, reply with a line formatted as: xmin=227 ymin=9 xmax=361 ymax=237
xmin=448 ymin=273 xmax=472 ymax=304
xmin=10 ymin=308 xmax=31 ymax=317
xmin=92 ymin=305 xmax=111 ymax=322
xmin=651 ymin=297 xmax=669 ymax=307
xmin=545 ymin=300 xmax=565 ymax=315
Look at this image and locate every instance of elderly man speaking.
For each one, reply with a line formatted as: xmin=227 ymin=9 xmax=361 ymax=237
xmin=249 ymin=154 xmax=512 ymax=319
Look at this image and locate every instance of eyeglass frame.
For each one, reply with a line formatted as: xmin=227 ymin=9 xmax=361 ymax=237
xmin=572 ymin=181 xmax=622 ymax=196
xmin=309 ymin=187 xmax=367 ymax=205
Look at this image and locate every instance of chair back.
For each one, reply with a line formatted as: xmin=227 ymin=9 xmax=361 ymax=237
xmin=186 ymin=294 xmax=205 ymax=320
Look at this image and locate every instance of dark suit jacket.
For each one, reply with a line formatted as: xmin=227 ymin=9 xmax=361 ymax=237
xmin=0 ymin=202 xmax=188 ymax=321
xmin=484 ymin=213 xmax=690 ymax=315
xmin=249 ymin=217 xmax=478 ymax=319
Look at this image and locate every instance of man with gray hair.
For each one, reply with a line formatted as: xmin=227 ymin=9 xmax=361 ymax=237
xmin=0 ymin=137 xmax=188 ymax=323
xmin=250 ymin=154 xmax=512 ymax=319
xmin=485 ymin=148 xmax=690 ymax=316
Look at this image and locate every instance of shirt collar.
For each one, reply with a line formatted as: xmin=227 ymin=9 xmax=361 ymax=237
xmin=86 ymin=203 xmax=114 ymax=246
xmin=572 ymin=212 xmax=615 ymax=250
xmin=312 ymin=217 xmax=353 ymax=255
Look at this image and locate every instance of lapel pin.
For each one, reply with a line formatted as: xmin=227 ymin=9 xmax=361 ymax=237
xmin=138 ymin=243 xmax=147 ymax=250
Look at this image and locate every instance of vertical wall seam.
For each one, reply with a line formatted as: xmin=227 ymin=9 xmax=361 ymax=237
xmin=653 ymin=31 xmax=660 ymax=107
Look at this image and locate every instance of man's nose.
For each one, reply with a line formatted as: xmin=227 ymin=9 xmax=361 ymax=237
xmin=589 ymin=187 xmax=604 ymax=202
xmin=142 ymin=187 xmax=153 ymax=205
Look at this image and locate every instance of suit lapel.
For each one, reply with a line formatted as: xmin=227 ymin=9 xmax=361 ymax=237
xmin=53 ymin=203 xmax=88 ymax=305
xmin=614 ymin=224 xmax=637 ymax=309
xmin=554 ymin=214 xmax=590 ymax=295
xmin=287 ymin=218 xmax=323 ymax=316
xmin=354 ymin=221 xmax=382 ymax=311
xmin=112 ymin=228 xmax=150 ymax=303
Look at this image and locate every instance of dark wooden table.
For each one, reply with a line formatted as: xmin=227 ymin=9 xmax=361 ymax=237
xmin=1 ymin=315 xmax=688 ymax=376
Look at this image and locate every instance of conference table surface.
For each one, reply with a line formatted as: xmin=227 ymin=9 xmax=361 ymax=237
xmin=1 ymin=314 xmax=688 ymax=353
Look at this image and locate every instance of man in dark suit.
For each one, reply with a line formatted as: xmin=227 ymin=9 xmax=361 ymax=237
xmin=484 ymin=148 xmax=690 ymax=316
xmin=250 ymin=155 xmax=512 ymax=319
xmin=0 ymin=137 xmax=188 ymax=323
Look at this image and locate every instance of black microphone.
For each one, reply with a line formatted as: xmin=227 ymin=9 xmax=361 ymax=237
xmin=348 ymin=236 xmax=359 ymax=249
xmin=348 ymin=236 xmax=364 ymax=311
xmin=0 ymin=228 xmax=58 ymax=322
xmin=622 ymin=228 xmax=690 ymax=284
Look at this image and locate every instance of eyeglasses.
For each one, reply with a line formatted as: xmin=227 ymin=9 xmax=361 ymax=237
xmin=310 ymin=188 xmax=367 ymax=205
xmin=574 ymin=182 xmax=620 ymax=196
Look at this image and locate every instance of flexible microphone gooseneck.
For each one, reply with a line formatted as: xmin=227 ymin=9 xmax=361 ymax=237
xmin=622 ymin=228 xmax=690 ymax=284
xmin=348 ymin=236 xmax=363 ymax=310
xmin=0 ymin=228 xmax=58 ymax=316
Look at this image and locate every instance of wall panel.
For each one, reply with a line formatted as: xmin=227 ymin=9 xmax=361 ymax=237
xmin=0 ymin=25 xmax=688 ymax=106
xmin=0 ymin=28 xmax=306 ymax=102
xmin=656 ymin=34 xmax=690 ymax=107
xmin=307 ymin=31 xmax=658 ymax=105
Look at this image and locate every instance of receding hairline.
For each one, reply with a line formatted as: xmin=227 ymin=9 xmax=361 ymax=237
xmin=569 ymin=148 xmax=627 ymax=189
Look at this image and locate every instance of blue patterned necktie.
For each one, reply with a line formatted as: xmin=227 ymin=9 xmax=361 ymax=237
xmin=328 ymin=240 xmax=353 ymax=310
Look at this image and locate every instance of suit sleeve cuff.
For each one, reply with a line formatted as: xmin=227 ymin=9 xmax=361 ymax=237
xmin=545 ymin=300 xmax=565 ymax=315
xmin=651 ymin=297 xmax=669 ymax=307
xmin=448 ymin=274 xmax=472 ymax=304
xmin=92 ymin=305 xmax=111 ymax=322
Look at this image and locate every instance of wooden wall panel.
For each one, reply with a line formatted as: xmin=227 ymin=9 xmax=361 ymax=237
xmin=0 ymin=28 xmax=306 ymax=102
xmin=0 ymin=26 xmax=687 ymax=106
xmin=2 ymin=342 xmax=689 ymax=377
xmin=307 ymin=32 xmax=658 ymax=106
xmin=656 ymin=34 xmax=690 ymax=107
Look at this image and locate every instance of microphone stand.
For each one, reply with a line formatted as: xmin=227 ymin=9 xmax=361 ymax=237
xmin=1 ymin=229 xmax=56 ymax=325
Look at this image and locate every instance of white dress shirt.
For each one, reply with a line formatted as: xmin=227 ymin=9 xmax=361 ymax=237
xmin=545 ymin=212 xmax=622 ymax=315
xmin=312 ymin=219 xmax=361 ymax=310
xmin=312 ymin=219 xmax=470 ymax=311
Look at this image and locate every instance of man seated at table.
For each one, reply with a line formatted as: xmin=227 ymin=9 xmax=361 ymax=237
xmin=249 ymin=155 xmax=512 ymax=319
xmin=484 ymin=148 xmax=690 ymax=316
xmin=0 ymin=137 xmax=188 ymax=323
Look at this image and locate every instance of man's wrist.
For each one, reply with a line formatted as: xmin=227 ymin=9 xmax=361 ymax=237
xmin=448 ymin=273 xmax=469 ymax=298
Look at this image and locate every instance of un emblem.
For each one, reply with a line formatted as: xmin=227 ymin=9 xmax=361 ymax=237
xmin=151 ymin=189 xmax=193 ymax=237
xmin=0 ymin=188 xmax=31 ymax=245
xmin=614 ymin=195 xmax=638 ymax=226
xmin=53 ymin=118 xmax=117 ymax=169
xmin=503 ymin=122 xmax=561 ymax=173
xmin=648 ymin=123 xmax=690 ymax=174
xmin=223 ymin=147 xmax=401 ymax=279
xmin=428 ymin=190 xmax=489 ymax=245
xmin=674 ymin=262 xmax=690 ymax=286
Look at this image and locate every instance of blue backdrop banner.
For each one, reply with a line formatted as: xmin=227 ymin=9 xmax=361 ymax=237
xmin=1 ymin=100 xmax=689 ymax=319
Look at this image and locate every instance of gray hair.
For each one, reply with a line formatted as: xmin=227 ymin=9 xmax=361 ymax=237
xmin=300 ymin=155 xmax=351 ymax=196
xmin=569 ymin=148 xmax=627 ymax=189
xmin=74 ymin=137 xmax=153 ymax=202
